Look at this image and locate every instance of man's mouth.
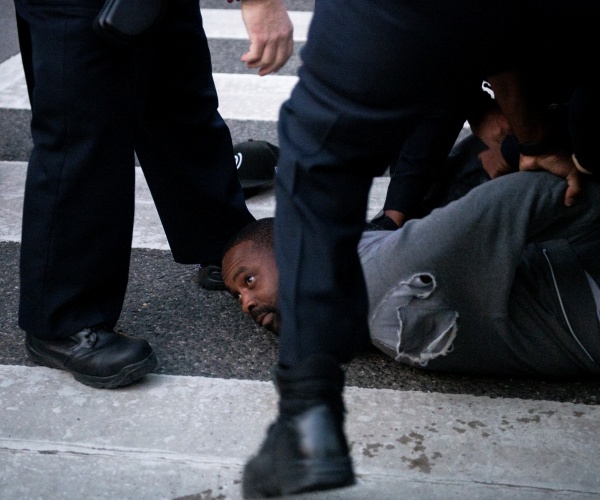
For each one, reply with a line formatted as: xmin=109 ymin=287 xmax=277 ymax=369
xmin=256 ymin=312 xmax=273 ymax=327
xmin=261 ymin=312 xmax=274 ymax=327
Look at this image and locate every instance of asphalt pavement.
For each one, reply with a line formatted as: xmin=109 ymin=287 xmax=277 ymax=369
xmin=1 ymin=2 xmax=599 ymax=499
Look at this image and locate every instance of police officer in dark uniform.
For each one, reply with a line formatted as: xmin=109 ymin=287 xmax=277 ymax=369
xmin=14 ymin=0 xmax=292 ymax=389
xmin=242 ymin=1 xmax=600 ymax=497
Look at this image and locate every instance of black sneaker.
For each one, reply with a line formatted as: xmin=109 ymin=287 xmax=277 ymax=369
xmin=242 ymin=355 xmax=355 ymax=498
xmin=25 ymin=327 xmax=157 ymax=389
xmin=198 ymin=264 xmax=226 ymax=291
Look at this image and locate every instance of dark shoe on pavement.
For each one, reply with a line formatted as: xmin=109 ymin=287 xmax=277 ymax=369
xmin=25 ymin=327 xmax=157 ymax=389
xmin=242 ymin=355 xmax=355 ymax=498
xmin=198 ymin=264 xmax=226 ymax=291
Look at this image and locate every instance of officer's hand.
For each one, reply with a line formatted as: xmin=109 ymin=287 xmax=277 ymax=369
xmin=478 ymin=146 xmax=513 ymax=179
xmin=519 ymin=152 xmax=582 ymax=207
xmin=239 ymin=0 xmax=293 ymax=76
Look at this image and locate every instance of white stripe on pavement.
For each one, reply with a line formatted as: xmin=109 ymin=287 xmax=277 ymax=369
xmin=0 ymin=162 xmax=390 ymax=247
xmin=0 ymin=54 xmax=298 ymax=121
xmin=201 ymin=8 xmax=312 ymax=41
xmin=1 ymin=364 xmax=599 ymax=499
xmin=212 ymin=73 xmax=297 ymax=121
xmin=0 ymin=54 xmax=29 ymax=110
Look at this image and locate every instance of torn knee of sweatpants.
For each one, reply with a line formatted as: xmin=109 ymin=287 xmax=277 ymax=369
xmin=396 ymin=306 xmax=458 ymax=366
xmin=369 ymin=273 xmax=458 ymax=366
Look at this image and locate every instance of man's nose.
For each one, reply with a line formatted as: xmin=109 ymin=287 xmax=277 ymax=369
xmin=240 ymin=291 xmax=256 ymax=315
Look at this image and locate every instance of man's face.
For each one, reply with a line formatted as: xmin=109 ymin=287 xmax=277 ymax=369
xmin=222 ymin=240 xmax=281 ymax=334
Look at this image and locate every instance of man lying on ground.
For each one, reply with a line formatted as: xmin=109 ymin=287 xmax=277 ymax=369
xmin=222 ymin=172 xmax=600 ymax=378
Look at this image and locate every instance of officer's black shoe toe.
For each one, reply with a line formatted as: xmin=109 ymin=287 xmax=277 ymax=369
xmin=243 ymin=404 xmax=355 ymax=498
xmin=25 ymin=327 xmax=157 ymax=389
xmin=242 ymin=355 xmax=355 ymax=498
xmin=198 ymin=264 xmax=227 ymax=291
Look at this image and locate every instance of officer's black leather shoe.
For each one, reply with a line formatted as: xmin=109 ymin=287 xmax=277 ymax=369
xmin=198 ymin=264 xmax=226 ymax=291
xmin=242 ymin=355 xmax=355 ymax=498
xmin=25 ymin=327 xmax=157 ymax=389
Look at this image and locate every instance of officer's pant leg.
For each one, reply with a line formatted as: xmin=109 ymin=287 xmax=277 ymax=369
xmin=274 ymin=0 xmax=488 ymax=367
xmin=15 ymin=0 xmax=139 ymax=339
xmin=135 ymin=1 xmax=254 ymax=266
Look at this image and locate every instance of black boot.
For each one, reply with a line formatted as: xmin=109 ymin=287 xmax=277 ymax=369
xmin=25 ymin=326 xmax=157 ymax=389
xmin=242 ymin=354 xmax=355 ymax=498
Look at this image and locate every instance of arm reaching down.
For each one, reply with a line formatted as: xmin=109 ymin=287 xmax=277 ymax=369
xmin=236 ymin=0 xmax=293 ymax=76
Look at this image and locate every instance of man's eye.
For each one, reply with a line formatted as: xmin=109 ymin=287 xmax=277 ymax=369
xmin=245 ymin=276 xmax=255 ymax=285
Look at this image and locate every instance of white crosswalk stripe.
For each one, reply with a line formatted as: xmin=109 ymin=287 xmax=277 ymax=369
xmin=213 ymin=73 xmax=298 ymax=121
xmin=201 ymin=8 xmax=312 ymax=41
xmin=0 ymin=54 xmax=29 ymax=110
xmin=0 ymin=56 xmax=300 ymax=122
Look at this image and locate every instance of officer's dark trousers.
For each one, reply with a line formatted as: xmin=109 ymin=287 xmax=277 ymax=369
xmin=273 ymin=0 xmax=513 ymax=367
xmin=15 ymin=0 xmax=253 ymax=339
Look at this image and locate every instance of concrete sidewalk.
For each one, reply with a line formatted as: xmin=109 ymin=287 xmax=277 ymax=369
xmin=1 ymin=364 xmax=599 ymax=499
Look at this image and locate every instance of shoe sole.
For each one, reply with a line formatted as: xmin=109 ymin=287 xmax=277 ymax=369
xmin=243 ymin=456 xmax=355 ymax=498
xmin=25 ymin=343 xmax=158 ymax=389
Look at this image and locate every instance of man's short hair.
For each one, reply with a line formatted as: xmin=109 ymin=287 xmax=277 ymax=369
xmin=223 ymin=217 xmax=275 ymax=256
